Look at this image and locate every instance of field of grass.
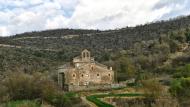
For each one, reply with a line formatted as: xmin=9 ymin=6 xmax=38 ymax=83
xmin=86 ymin=93 xmax=144 ymax=107
xmin=5 ymin=100 xmax=41 ymax=107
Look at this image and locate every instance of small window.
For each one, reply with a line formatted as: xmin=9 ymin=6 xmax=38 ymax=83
xmin=108 ymin=74 xmax=111 ymax=76
xmin=97 ymin=74 xmax=99 ymax=76
xmin=73 ymin=74 xmax=76 ymax=77
xmin=81 ymin=74 xmax=84 ymax=77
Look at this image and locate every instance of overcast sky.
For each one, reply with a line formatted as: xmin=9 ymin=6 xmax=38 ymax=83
xmin=0 ymin=0 xmax=190 ymax=36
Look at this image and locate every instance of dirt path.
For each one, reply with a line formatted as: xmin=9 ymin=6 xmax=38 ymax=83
xmin=81 ymin=96 xmax=97 ymax=107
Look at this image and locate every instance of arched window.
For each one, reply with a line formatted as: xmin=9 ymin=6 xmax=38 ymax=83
xmin=81 ymin=74 xmax=84 ymax=77
xmin=83 ymin=52 xmax=85 ymax=58
xmin=72 ymin=74 xmax=76 ymax=77
xmin=108 ymin=74 xmax=111 ymax=76
xmin=86 ymin=52 xmax=89 ymax=57
xmin=81 ymin=49 xmax=91 ymax=59
xmin=97 ymin=74 xmax=100 ymax=78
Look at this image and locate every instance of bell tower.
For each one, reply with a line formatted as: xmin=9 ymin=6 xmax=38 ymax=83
xmin=81 ymin=49 xmax=91 ymax=61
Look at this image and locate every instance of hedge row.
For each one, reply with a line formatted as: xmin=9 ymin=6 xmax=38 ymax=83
xmin=86 ymin=93 xmax=143 ymax=107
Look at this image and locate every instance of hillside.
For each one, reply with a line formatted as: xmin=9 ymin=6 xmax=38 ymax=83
xmin=1 ymin=15 xmax=190 ymax=53
xmin=0 ymin=15 xmax=190 ymax=75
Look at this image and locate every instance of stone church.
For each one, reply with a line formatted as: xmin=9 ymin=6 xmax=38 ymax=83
xmin=58 ymin=49 xmax=114 ymax=91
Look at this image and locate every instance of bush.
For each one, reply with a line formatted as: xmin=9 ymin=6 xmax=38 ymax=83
xmin=169 ymin=78 xmax=190 ymax=97
xmin=169 ymin=78 xmax=190 ymax=106
xmin=0 ymin=84 xmax=9 ymax=103
xmin=0 ymin=72 xmax=85 ymax=107
xmin=173 ymin=64 xmax=190 ymax=78
xmin=141 ymin=80 xmax=164 ymax=98
xmin=1 ymin=72 xmax=57 ymax=100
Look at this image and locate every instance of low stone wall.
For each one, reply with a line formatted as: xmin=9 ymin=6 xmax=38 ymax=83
xmin=67 ymin=83 xmax=126 ymax=91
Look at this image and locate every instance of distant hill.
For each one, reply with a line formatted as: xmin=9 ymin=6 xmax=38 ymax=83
xmin=0 ymin=15 xmax=190 ymax=73
xmin=1 ymin=16 xmax=190 ymax=52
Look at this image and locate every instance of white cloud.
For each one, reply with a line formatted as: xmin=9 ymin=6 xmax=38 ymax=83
xmin=45 ymin=15 xmax=68 ymax=29
xmin=68 ymin=0 xmax=178 ymax=29
xmin=0 ymin=26 xmax=10 ymax=36
xmin=0 ymin=0 xmax=190 ymax=36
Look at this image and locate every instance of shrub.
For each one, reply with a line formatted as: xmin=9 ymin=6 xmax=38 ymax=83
xmin=2 ymin=72 xmax=58 ymax=100
xmin=173 ymin=64 xmax=190 ymax=78
xmin=0 ymin=84 xmax=9 ymax=103
xmin=0 ymin=72 xmax=85 ymax=107
xmin=141 ymin=80 xmax=164 ymax=98
xmin=169 ymin=78 xmax=190 ymax=106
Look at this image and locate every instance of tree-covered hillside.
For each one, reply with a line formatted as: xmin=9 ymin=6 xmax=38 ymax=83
xmin=0 ymin=15 xmax=190 ymax=74
xmin=1 ymin=15 xmax=190 ymax=53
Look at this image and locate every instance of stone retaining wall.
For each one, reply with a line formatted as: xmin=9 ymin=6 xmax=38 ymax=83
xmin=67 ymin=83 xmax=126 ymax=91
